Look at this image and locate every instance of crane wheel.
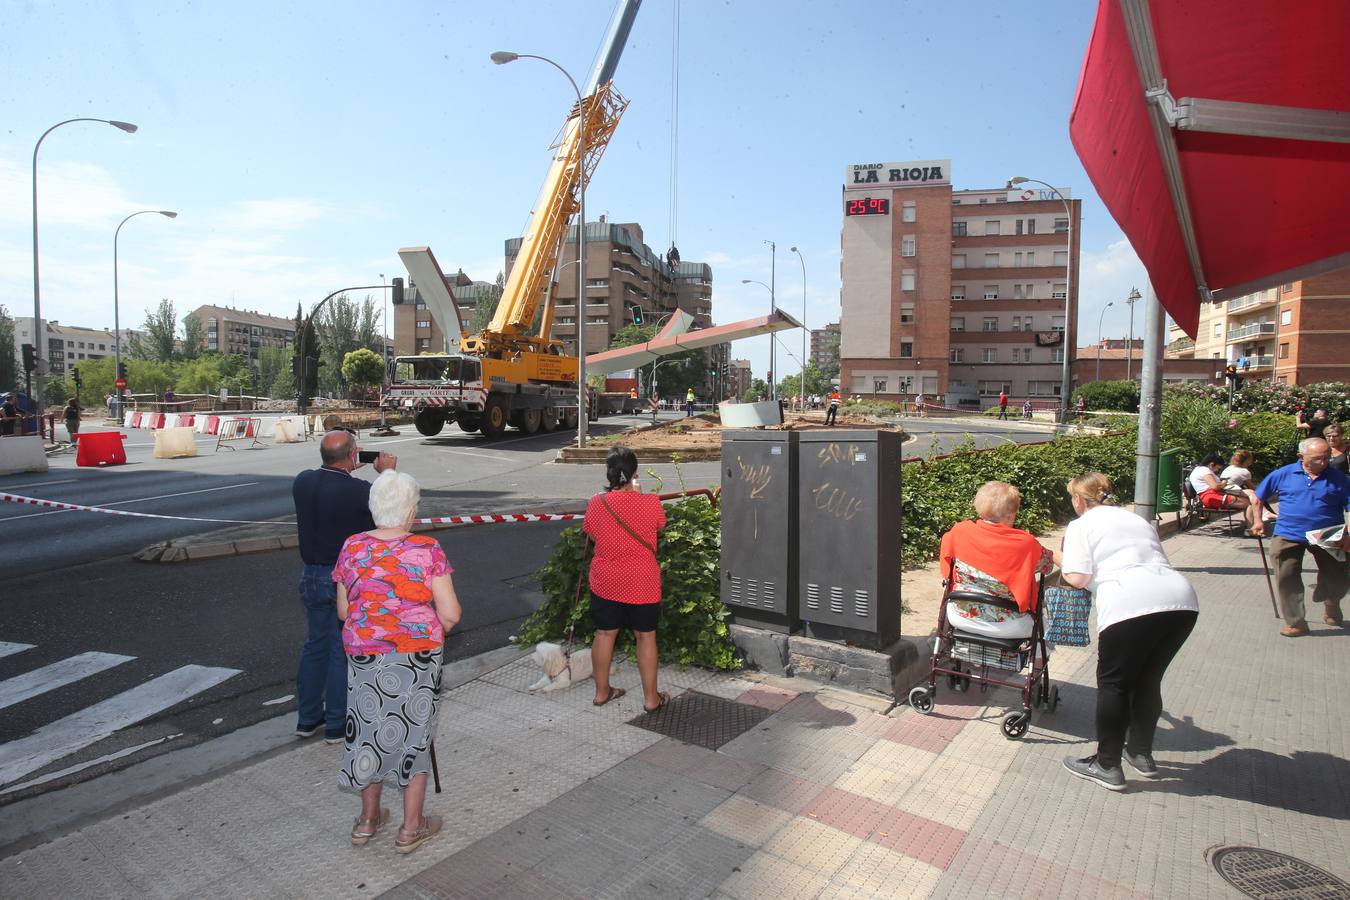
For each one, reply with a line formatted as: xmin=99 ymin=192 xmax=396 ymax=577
xmin=457 ymin=415 xmax=481 ymax=433
xmin=414 ymin=410 xmax=445 ymax=436
xmin=520 ymin=408 xmax=542 ymax=434
xmin=480 ymin=396 xmax=509 ymax=439
xmin=562 ymin=408 xmax=579 ymax=430
xmin=538 ymin=409 xmax=558 ymax=433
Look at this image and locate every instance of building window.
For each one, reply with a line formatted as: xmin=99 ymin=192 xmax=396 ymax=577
xmin=952 ymin=221 xmax=967 ymax=237
xmin=1011 ymin=316 xmax=1021 ymax=332
xmin=1014 ymin=252 xmax=1023 ymax=267
xmin=1282 ymin=283 xmax=1294 ymax=293
xmin=873 ymin=378 xmax=889 ymax=393
xmin=1279 ymin=342 xmax=1290 ymax=359
xmin=1015 ymin=219 xmax=1024 ymax=235
xmin=950 ymin=317 xmax=965 ymax=332
xmin=902 ymin=201 xmax=916 ymax=223
xmin=417 ymin=338 xmax=430 ymax=350
xmin=586 ymin=278 xmax=608 ymax=288
xmin=952 ymin=254 xmax=966 ymax=269
xmin=1026 ymin=251 xmax=1036 ymax=266
xmin=1051 ymin=316 xmax=1066 ymax=332
xmin=415 ymin=300 xmax=427 ymax=309
xmin=950 ymin=348 xmax=964 ymax=363
xmin=1053 ymin=250 xmax=1068 ymax=266
xmin=985 ymin=220 xmax=1000 ymax=236
xmin=983 ymin=285 xmax=999 ymax=300
xmin=1025 ymin=283 xmax=1035 ymax=298
xmin=982 ymin=348 xmax=997 ymax=363
xmin=984 ymin=253 xmax=999 ymax=268
xmin=1051 ymin=347 xmax=1065 ymax=363
xmin=1281 ymin=309 xmax=1292 ymax=325
xmin=951 ymin=286 xmax=966 ymax=300
xmin=900 ymin=271 xmax=916 ymax=291
xmin=983 ymin=317 xmax=998 ymax=332
xmin=416 ymin=320 xmax=431 ymax=328
xmin=1027 ymin=218 xmax=1037 ymax=235
xmin=900 ymin=304 xmax=915 ymax=324
xmin=1052 ymin=283 xmax=1068 ymax=299
xmin=1213 ymin=323 xmax=1222 ymax=337
xmin=1054 ymin=218 xmax=1069 ymax=233
xmin=1013 ymin=284 xmax=1024 ymax=300
xmin=899 ymin=342 xmax=913 ymax=358
xmin=901 ymin=237 xmax=916 ymax=257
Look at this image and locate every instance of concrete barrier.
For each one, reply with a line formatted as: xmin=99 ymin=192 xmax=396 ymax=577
xmin=0 ymin=436 xmax=49 ymax=476
xmin=153 ymin=426 xmax=198 ymax=459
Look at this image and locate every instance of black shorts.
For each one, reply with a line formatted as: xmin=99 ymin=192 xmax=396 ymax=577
xmin=591 ymin=594 xmax=660 ymax=632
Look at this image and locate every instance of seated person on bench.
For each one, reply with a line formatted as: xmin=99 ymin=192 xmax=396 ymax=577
xmin=1190 ymin=452 xmax=1254 ymax=528
xmin=939 ymin=481 xmax=1057 ymax=639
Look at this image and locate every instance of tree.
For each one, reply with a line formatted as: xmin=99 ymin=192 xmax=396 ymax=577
xmin=315 ymin=294 xmax=382 ymax=396
xmin=777 ymin=362 xmax=832 ymax=401
xmin=181 ymin=312 xmax=205 ymax=359
xmin=256 ymin=346 xmax=291 ymax=398
xmin=0 ymin=305 xmax=16 ymax=391
xmin=741 ymin=378 xmax=768 ymax=403
xmin=341 ymin=348 xmax=385 ymax=399
xmin=471 ymin=272 xmax=506 ymax=333
xmin=43 ymin=372 xmax=70 ymax=406
xmin=140 ymin=299 xmax=178 ymax=362
xmin=294 ymin=303 xmax=322 ymax=403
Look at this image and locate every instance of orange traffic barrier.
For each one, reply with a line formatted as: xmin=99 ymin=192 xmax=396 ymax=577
xmin=205 ymin=415 xmax=220 ymax=435
xmin=75 ymin=431 xmax=128 ymax=467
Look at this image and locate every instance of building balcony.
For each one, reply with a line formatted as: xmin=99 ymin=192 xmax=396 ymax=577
xmin=1243 ymin=355 xmax=1275 ymax=370
xmin=1227 ymin=293 xmax=1276 ymax=313
xmin=1226 ymin=322 xmax=1275 ymax=342
xmin=950 ymin=265 xmax=1068 ymax=281
xmin=1167 ymin=336 xmax=1195 ymax=356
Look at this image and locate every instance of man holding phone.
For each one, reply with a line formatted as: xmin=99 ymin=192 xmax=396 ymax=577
xmin=291 ymin=430 xmax=397 ymax=742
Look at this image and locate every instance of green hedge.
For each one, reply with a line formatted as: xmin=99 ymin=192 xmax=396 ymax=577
xmin=1074 ymin=380 xmax=1140 ymax=412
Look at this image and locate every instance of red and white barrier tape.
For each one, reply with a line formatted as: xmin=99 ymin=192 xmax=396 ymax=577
xmin=0 ymin=491 xmax=582 ymax=527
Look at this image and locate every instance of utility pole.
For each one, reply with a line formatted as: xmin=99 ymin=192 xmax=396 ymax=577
xmin=766 ymin=240 xmax=776 ymax=400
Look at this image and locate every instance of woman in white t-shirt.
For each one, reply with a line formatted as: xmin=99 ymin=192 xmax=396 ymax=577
xmin=1058 ymin=472 xmax=1199 ymax=792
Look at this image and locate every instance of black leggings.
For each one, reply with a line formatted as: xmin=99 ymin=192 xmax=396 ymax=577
xmin=1095 ymin=609 xmax=1198 ymax=768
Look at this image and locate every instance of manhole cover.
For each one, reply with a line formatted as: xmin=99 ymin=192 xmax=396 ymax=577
xmin=628 ymin=690 xmax=771 ymax=750
xmin=1211 ymin=846 xmax=1350 ymax=899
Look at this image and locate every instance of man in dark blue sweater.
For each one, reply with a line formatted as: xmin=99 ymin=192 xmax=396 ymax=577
xmin=292 ymin=430 xmax=396 ymax=741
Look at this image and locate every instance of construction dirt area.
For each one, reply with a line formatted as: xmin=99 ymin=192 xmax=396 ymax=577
xmin=596 ymin=411 xmax=903 ymax=452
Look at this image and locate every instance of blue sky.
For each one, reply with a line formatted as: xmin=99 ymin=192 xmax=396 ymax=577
xmin=0 ymin=0 xmax=1147 ymax=379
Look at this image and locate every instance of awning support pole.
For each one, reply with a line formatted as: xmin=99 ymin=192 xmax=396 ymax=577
xmin=1133 ymin=286 xmax=1165 ymax=522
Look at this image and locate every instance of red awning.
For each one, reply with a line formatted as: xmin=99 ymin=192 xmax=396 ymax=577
xmin=1069 ymin=0 xmax=1350 ymax=337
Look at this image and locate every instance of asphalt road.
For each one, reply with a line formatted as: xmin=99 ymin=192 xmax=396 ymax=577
xmin=0 ymin=519 xmax=569 ymax=807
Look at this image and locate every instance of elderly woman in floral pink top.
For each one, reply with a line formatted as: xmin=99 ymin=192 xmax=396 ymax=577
xmin=332 ymin=471 xmax=461 ymax=855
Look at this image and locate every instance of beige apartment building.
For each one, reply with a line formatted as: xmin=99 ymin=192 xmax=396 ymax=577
xmin=13 ymin=318 xmax=141 ymax=377
xmin=839 ymin=160 xmax=1080 ymax=406
xmin=190 ymin=305 xmax=295 ymax=361
xmin=810 ymin=323 xmax=840 ymax=371
xmin=1166 ymin=267 xmax=1350 ymax=384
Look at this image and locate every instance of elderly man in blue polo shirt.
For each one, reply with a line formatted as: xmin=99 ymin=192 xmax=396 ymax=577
xmin=1251 ymin=437 xmax=1350 ymax=636
xmin=292 ymin=430 xmax=396 ymax=740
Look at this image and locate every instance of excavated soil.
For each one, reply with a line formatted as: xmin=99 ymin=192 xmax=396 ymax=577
xmin=598 ymin=411 xmax=900 ymax=451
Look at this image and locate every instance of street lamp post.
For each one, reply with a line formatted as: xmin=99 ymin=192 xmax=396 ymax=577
xmin=33 ymin=117 xmax=138 ymax=412
xmin=1008 ymin=176 xmax=1074 ymax=422
xmin=297 ymin=284 xmax=397 ymax=416
xmin=765 ymin=241 xmax=777 ymax=400
xmin=371 ymin=273 xmax=399 ymax=436
xmin=742 ymin=278 xmax=776 ymax=397
xmin=1095 ymin=301 xmax=1114 ymax=382
xmin=1124 ymin=287 xmax=1141 ymax=380
xmin=492 ymin=50 xmax=589 ymax=448
xmin=790 ymin=246 xmax=807 ymax=410
xmin=113 ymin=209 xmax=177 ymax=418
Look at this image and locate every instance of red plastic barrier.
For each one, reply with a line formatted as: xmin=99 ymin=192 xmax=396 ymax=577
xmin=130 ymin=412 xmax=143 ymax=428
xmin=206 ymin=415 xmax=220 ymax=435
xmin=148 ymin=413 xmax=165 ymax=430
xmin=244 ymin=419 xmax=257 ymax=437
xmin=76 ymin=431 xmax=128 ymax=467
xmin=178 ymin=414 xmax=195 ymax=427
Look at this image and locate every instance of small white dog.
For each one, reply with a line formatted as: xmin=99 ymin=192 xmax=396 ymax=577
xmin=526 ymin=641 xmax=603 ymax=692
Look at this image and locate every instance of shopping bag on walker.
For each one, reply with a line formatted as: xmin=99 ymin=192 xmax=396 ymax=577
xmin=1044 ymin=586 xmax=1092 ymax=646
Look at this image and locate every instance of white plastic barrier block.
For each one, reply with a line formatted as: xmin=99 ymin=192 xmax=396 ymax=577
xmin=123 ymin=412 xmax=135 ymax=428
xmin=153 ymin=426 xmax=198 ymax=459
xmin=165 ymin=414 xmax=180 ymax=428
xmin=0 ymin=436 xmax=49 ymax=476
xmin=274 ymin=418 xmax=301 ymax=443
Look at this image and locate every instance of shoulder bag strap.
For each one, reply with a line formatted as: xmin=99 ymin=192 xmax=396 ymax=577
xmin=599 ymin=493 xmax=658 ymax=556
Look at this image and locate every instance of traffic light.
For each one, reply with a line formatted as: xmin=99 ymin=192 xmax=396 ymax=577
xmin=292 ymin=355 xmax=303 ymax=378
xmin=631 ymin=306 xmax=644 ymax=325
xmin=391 ymin=277 xmax=405 ymax=305
xmin=117 ymin=361 xmax=127 ymax=380
xmin=21 ymin=343 xmax=36 ymax=374
xmin=1224 ymin=364 xmax=1244 ymax=389
xmin=71 ymin=367 xmax=82 ymax=387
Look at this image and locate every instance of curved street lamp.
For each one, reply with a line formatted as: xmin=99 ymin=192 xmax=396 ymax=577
xmin=1124 ymin=287 xmax=1142 ymax=380
xmin=491 ymin=50 xmax=589 ymax=447
xmin=742 ymin=278 xmax=776 ymax=394
xmin=1094 ymin=301 xmax=1114 ymax=382
xmin=113 ymin=209 xmax=177 ymax=415
xmin=1008 ymin=176 xmax=1074 ymax=422
xmin=32 ymin=117 xmax=138 ymax=410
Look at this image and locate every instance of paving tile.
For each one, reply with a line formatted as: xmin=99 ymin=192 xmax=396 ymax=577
xmin=737 ymin=767 xmax=827 ymax=815
xmin=635 ymin=737 xmax=766 ymax=790
xmin=759 ymin=816 xmax=866 ymax=878
xmin=717 ymin=850 xmax=832 ymax=900
xmin=735 ymin=685 xmax=800 ymax=712
xmin=881 ymin=711 xmax=969 ymax=753
xmin=849 ymin=740 xmax=941 ymax=781
xmin=700 ymin=794 xmax=796 ymax=848
xmin=0 ymin=832 xmax=139 ymax=899
xmin=81 ymin=807 xmax=243 ymax=900
xmin=595 ymin=822 xmax=758 ymax=900
xmin=590 ymin=757 xmax=733 ymax=819
xmin=833 ymin=761 xmax=930 ymax=807
xmin=826 ymin=842 xmax=944 ymax=899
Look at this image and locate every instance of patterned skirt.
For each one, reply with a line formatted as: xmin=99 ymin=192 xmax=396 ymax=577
xmin=337 ymin=647 xmax=442 ymax=793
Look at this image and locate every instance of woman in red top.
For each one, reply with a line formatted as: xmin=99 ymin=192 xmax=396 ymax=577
xmin=584 ymin=446 xmax=669 ymax=712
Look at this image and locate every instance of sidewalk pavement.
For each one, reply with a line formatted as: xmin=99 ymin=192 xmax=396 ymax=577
xmin=2 ymin=526 xmax=1347 ymax=899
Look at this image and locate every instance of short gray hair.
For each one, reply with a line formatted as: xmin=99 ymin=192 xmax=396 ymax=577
xmin=368 ymin=470 xmax=420 ymax=528
xmin=1299 ymin=437 xmax=1329 ymax=457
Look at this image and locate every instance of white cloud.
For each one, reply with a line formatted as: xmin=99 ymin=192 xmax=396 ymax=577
xmin=1077 ymin=237 xmax=1148 ymax=343
xmin=212 ymin=198 xmax=328 ymax=233
xmin=0 ymin=158 xmax=142 ymax=231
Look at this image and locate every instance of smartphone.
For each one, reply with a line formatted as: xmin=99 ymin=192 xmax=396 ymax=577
xmin=358 ymin=450 xmax=379 ymax=464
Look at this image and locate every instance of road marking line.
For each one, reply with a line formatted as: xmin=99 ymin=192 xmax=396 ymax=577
xmin=435 ymin=448 xmax=517 ymax=462
xmin=0 ymin=733 xmax=182 ymax=797
xmin=0 ymin=479 xmax=78 ymax=490
xmin=0 ymin=664 xmax=240 ymax=787
xmin=0 ymin=643 xmax=35 ymax=660
xmin=261 ymin=694 xmax=294 ymax=706
xmin=0 ymin=652 xmax=136 ymax=711
xmin=0 ymin=482 xmax=263 ymax=523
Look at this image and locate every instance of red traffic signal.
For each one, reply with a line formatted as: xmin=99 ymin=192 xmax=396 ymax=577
xmin=115 ymin=377 xmax=128 ymax=389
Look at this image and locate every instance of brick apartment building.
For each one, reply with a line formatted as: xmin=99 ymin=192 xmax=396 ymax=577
xmin=1073 ymin=338 xmax=1220 ymax=385
xmin=728 ymin=359 xmax=753 ymax=400
xmin=396 ymin=218 xmax=718 ymax=367
xmin=1166 ymin=267 xmax=1350 ymax=384
xmin=189 ymin=305 xmax=294 ymax=361
xmin=839 ymin=160 xmax=1080 ymax=406
xmin=810 ymin=323 xmax=840 ymax=371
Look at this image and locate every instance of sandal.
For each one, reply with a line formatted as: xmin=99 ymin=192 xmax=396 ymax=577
xmin=395 ymin=815 xmax=443 ymax=855
xmin=350 ymin=807 xmax=390 ymax=846
xmin=593 ymin=686 xmax=626 ymax=707
xmin=643 ymin=691 xmax=671 ymax=714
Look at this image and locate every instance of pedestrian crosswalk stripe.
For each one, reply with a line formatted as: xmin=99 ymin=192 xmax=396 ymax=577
xmin=0 ymin=652 xmax=135 ymax=711
xmin=0 ymin=642 xmax=35 ymax=660
xmin=0 ymin=664 xmax=240 ymax=788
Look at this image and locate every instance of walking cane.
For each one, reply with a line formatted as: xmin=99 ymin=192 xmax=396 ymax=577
xmin=1255 ymin=536 xmax=1280 ymax=619
xmin=430 ymin=740 xmax=442 ymax=793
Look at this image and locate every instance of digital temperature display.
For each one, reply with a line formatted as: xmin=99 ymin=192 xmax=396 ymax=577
xmin=845 ymin=197 xmax=890 ymax=216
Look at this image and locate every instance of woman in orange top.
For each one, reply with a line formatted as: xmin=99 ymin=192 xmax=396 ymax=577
xmin=939 ymin=481 xmax=1057 ymax=638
